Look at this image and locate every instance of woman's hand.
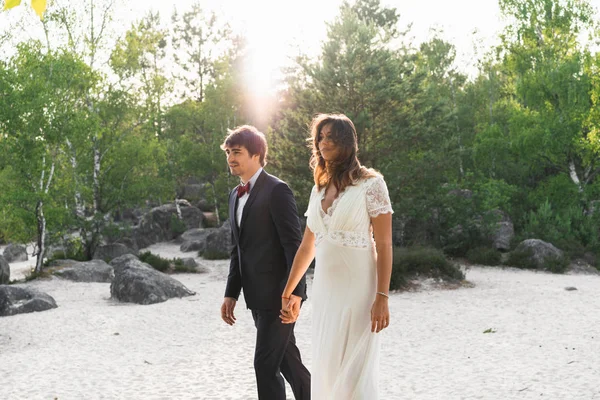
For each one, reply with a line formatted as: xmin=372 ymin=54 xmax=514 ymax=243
xmin=280 ymin=295 xmax=302 ymax=324
xmin=370 ymin=295 xmax=390 ymax=333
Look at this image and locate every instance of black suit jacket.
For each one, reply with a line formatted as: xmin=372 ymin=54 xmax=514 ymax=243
xmin=224 ymin=170 xmax=307 ymax=310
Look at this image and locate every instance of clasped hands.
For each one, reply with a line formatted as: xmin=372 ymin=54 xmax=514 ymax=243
xmin=280 ymin=294 xmax=302 ymax=324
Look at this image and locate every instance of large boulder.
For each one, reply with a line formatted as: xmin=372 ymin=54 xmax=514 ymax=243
xmin=93 ymin=243 xmax=138 ymax=262
xmin=110 ymin=254 xmax=195 ymax=305
xmin=0 ymin=286 xmax=58 ymax=317
xmin=203 ymin=223 xmax=232 ymax=259
xmin=513 ymin=239 xmax=564 ymax=269
xmin=179 ymin=228 xmax=215 ymax=252
xmin=113 ymin=207 xmax=146 ymax=224
xmin=47 ymin=259 xmax=79 ymax=268
xmin=51 ymin=260 xmax=114 ymax=283
xmin=0 ymin=256 xmax=10 ymax=284
xmin=132 ymin=202 xmax=205 ymax=249
xmin=3 ymin=244 xmax=28 ymax=263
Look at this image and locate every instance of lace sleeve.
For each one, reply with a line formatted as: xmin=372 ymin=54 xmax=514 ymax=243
xmin=304 ymin=185 xmax=317 ymax=217
xmin=365 ymin=176 xmax=393 ymax=218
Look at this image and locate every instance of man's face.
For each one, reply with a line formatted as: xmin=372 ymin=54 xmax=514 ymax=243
xmin=224 ymin=144 xmax=260 ymax=178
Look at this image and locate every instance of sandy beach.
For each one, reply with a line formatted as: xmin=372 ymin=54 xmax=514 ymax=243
xmin=1 ymin=242 xmax=600 ymax=399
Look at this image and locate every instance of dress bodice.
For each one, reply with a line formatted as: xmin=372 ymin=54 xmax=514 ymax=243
xmin=305 ymin=176 xmax=393 ymax=249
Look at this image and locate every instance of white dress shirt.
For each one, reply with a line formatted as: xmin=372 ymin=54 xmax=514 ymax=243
xmin=236 ymin=167 xmax=263 ymax=227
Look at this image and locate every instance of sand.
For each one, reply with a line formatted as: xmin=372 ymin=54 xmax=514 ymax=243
xmin=1 ymin=242 xmax=599 ymax=399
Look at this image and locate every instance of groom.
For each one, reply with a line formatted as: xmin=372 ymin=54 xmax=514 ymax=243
xmin=220 ymin=125 xmax=310 ymax=400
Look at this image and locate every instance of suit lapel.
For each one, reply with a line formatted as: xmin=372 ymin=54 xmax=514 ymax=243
xmin=239 ymin=170 xmax=267 ymax=235
xmin=229 ymin=189 xmax=240 ymax=244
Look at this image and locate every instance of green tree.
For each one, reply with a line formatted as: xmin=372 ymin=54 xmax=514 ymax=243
xmin=0 ymin=43 xmax=96 ymax=271
xmin=171 ymin=2 xmax=232 ymax=102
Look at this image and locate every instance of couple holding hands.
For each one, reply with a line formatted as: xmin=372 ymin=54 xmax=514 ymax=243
xmin=220 ymin=113 xmax=393 ymax=400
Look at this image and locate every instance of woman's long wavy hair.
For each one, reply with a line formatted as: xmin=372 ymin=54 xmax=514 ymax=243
xmin=309 ymin=113 xmax=378 ymax=192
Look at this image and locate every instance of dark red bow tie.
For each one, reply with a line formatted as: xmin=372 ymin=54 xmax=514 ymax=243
xmin=237 ymin=182 xmax=251 ymax=198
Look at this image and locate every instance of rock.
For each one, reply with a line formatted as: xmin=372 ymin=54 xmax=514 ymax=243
xmin=513 ymin=239 xmax=564 ymax=269
xmin=202 ymin=222 xmax=232 ymax=259
xmin=0 ymin=256 xmax=10 ymax=284
xmin=179 ymin=228 xmax=215 ymax=252
xmin=93 ymin=243 xmax=138 ymax=262
xmin=3 ymin=244 xmax=28 ymax=263
xmin=178 ymin=257 xmax=208 ymax=273
xmin=110 ymin=254 xmax=195 ymax=305
xmin=47 ymin=259 xmax=79 ymax=268
xmin=487 ymin=210 xmax=514 ymax=251
xmin=565 ymin=287 xmax=578 ymax=291
xmin=51 ymin=260 xmax=114 ymax=283
xmin=181 ymin=257 xmax=198 ymax=269
xmin=132 ymin=203 xmax=205 ymax=249
xmin=0 ymin=286 xmax=58 ymax=317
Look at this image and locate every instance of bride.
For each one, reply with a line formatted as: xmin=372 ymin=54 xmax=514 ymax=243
xmin=281 ymin=113 xmax=393 ymax=399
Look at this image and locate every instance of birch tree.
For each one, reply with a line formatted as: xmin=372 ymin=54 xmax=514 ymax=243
xmin=0 ymin=43 xmax=96 ymax=271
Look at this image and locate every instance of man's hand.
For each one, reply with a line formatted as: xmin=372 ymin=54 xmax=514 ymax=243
xmin=280 ymin=294 xmax=302 ymax=324
xmin=221 ymin=297 xmax=237 ymax=325
xmin=370 ymin=295 xmax=390 ymax=333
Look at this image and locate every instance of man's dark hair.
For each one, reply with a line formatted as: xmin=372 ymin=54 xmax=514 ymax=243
xmin=221 ymin=125 xmax=268 ymax=167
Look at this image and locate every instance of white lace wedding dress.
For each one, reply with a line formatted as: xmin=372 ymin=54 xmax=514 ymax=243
xmin=305 ymin=175 xmax=393 ymax=399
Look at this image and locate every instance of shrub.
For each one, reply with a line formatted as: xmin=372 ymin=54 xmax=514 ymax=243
xmin=174 ymin=264 xmax=197 ymax=273
xmin=390 ymin=246 xmax=464 ymax=290
xmin=202 ymin=249 xmax=229 ymax=260
xmin=43 ymin=237 xmax=87 ymax=267
xmin=505 ymin=247 xmax=537 ymax=269
xmin=172 ymin=258 xmax=197 ymax=273
xmin=521 ymin=201 xmax=600 ymax=254
xmin=466 ymin=247 xmax=501 ymax=266
xmin=102 ymin=222 xmax=132 ymax=244
xmin=170 ymin=214 xmax=187 ymax=236
xmin=139 ymin=251 xmax=170 ymax=272
xmin=545 ymin=255 xmax=570 ymax=274
xmin=505 ymin=247 xmax=570 ymax=273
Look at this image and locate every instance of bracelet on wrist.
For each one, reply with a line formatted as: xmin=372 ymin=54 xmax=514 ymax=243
xmin=376 ymin=291 xmax=389 ymax=299
xmin=282 ymin=296 xmax=291 ymax=299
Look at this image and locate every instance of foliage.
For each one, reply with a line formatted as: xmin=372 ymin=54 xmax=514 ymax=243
xmin=2 ymin=0 xmax=600 ymax=267
xmin=505 ymin=247 xmax=538 ymax=269
xmin=173 ymin=260 xmax=198 ymax=273
xmin=390 ymin=246 xmax=465 ymax=290
xmin=521 ymin=201 xmax=600 ymax=251
xmin=200 ymin=248 xmax=230 ymax=260
xmin=466 ymin=247 xmax=502 ymax=266
xmin=138 ymin=251 xmax=170 ymax=272
xmin=505 ymin=245 xmax=570 ymax=273
xmin=170 ymin=214 xmax=187 ymax=236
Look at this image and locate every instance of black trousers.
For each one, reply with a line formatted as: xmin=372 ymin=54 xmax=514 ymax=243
xmin=251 ymin=309 xmax=311 ymax=400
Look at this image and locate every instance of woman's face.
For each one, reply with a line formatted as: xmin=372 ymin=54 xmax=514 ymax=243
xmin=318 ymin=123 xmax=340 ymax=162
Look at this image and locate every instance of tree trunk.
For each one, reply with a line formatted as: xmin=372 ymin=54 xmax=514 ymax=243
xmin=211 ymin=181 xmax=220 ymax=226
xmin=35 ymin=200 xmax=46 ymax=273
xmin=66 ymin=138 xmax=85 ymax=218
xmin=93 ymin=138 xmax=101 ymax=212
xmin=175 ymin=197 xmax=183 ymax=219
xmin=569 ymin=159 xmax=583 ymax=193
